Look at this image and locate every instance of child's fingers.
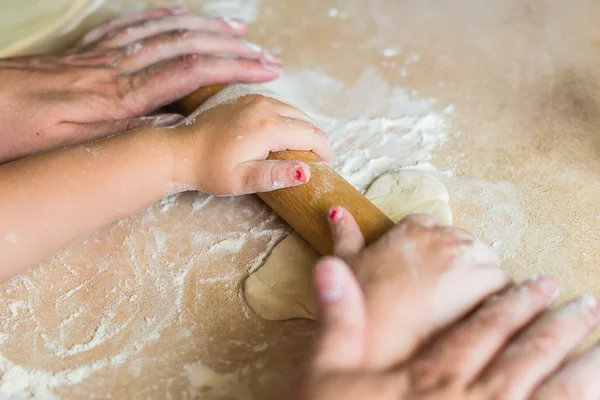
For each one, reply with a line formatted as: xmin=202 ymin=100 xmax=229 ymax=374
xmin=268 ymin=117 xmax=331 ymax=163
xmin=236 ymin=160 xmax=310 ymax=194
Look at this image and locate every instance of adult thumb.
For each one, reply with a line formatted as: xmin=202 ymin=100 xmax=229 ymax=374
xmin=311 ymin=256 xmax=367 ymax=372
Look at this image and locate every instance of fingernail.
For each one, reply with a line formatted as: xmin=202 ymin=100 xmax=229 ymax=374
xmin=222 ymin=17 xmax=246 ymax=31
xmin=530 ymin=275 xmax=561 ymax=303
xmin=579 ymin=294 xmax=600 ymax=317
xmin=293 ymin=165 xmax=308 ymax=183
xmin=262 ymin=62 xmax=283 ymax=76
xmin=317 ymin=258 xmax=345 ymax=302
xmin=561 ymin=295 xmax=600 ymax=318
xmin=263 ymin=50 xmax=281 ymax=63
xmin=244 ymin=41 xmax=263 ymax=53
xmin=328 ymin=207 xmax=341 ymax=222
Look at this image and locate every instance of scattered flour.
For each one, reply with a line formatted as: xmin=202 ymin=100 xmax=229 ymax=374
xmin=184 ymin=363 xmax=252 ymax=399
xmin=381 ymin=47 xmax=400 ymax=57
xmin=449 ymin=179 xmax=527 ymax=260
xmin=327 ymin=8 xmax=339 ymax=17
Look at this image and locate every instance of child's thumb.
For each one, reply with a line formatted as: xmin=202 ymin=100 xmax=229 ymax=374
xmin=237 ymin=160 xmax=310 ymax=194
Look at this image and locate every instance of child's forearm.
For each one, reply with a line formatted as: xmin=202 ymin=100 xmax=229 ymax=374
xmin=0 ymin=92 xmax=332 ymax=282
xmin=0 ymin=128 xmax=176 ymax=281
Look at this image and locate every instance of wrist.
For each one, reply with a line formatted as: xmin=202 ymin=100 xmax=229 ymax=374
xmin=165 ymin=126 xmax=202 ymax=193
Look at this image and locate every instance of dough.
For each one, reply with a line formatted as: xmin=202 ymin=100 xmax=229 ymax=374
xmin=0 ymin=0 xmax=96 ymax=57
xmin=244 ymin=170 xmax=452 ymax=320
xmin=244 ymin=233 xmax=320 ymax=320
xmin=365 ymin=169 xmax=452 ymax=225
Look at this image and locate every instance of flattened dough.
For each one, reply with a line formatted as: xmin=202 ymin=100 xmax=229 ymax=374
xmin=244 ymin=170 xmax=452 ymax=320
xmin=0 ymin=0 xmax=96 ymax=57
xmin=366 ymin=169 xmax=452 ymax=225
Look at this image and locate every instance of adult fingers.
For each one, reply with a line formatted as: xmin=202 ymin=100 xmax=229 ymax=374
xmin=328 ymin=206 xmax=365 ymax=261
xmin=236 ymin=160 xmax=309 ymax=195
xmin=532 ymin=345 xmax=600 ymax=400
xmin=409 ymin=276 xmax=559 ymax=392
xmin=358 ymin=216 xmax=510 ymax=368
xmin=398 ymin=213 xmax=442 ymax=229
xmin=119 ymin=55 xmax=282 ymax=116
xmin=118 ymin=30 xmax=279 ymax=73
xmin=478 ymin=295 xmax=600 ymax=400
xmin=73 ymin=7 xmax=187 ymax=49
xmin=57 ymin=114 xmax=184 ymax=145
xmin=311 ymin=257 xmax=367 ymax=372
xmin=98 ymin=15 xmax=247 ymax=49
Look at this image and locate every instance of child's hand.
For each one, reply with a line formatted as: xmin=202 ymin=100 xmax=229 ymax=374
xmin=171 ymin=94 xmax=331 ymax=195
xmin=0 ymin=7 xmax=281 ymax=163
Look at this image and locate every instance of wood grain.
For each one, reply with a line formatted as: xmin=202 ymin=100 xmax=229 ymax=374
xmin=174 ymin=87 xmax=395 ymax=255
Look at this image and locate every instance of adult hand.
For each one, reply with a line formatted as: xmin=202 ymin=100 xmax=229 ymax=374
xmin=292 ymin=208 xmax=600 ymax=399
xmin=0 ymin=7 xmax=282 ymax=163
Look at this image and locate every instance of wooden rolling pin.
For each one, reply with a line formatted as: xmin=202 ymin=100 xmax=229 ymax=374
xmin=174 ymin=86 xmax=395 ymax=255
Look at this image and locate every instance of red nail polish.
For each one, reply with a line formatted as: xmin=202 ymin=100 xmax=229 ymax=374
xmin=295 ymin=169 xmax=303 ymax=181
xmin=328 ymin=208 xmax=338 ymax=221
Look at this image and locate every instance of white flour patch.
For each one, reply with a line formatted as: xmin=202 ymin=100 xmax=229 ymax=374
xmin=448 ymin=178 xmax=526 ymax=260
xmin=259 ymin=68 xmax=451 ymax=191
xmin=381 ymin=47 xmax=400 ymax=57
xmin=327 ymin=8 xmax=339 ymax=17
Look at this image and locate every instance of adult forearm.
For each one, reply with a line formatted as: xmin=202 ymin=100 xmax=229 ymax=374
xmin=0 ymin=127 xmax=174 ymax=281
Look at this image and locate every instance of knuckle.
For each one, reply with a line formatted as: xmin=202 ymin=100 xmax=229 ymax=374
xmin=410 ymin=359 xmax=456 ymax=392
xmin=172 ymin=29 xmax=197 ymax=41
xmin=257 ymin=117 xmax=275 ymax=131
xmin=115 ymin=75 xmax=142 ymax=114
xmin=179 ymin=54 xmax=202 ymax=71
xmin=395 ymin=217 xmax=423 ymax=236
xmin=522 ymin=329 xmax=561 ymax=356
xmin=116 ymin=74 xmax=134 ymax=100
xmin=474 ymin=308 xmax=508 ymax=331
xmin=267 ymin=164 xmax=279 ymax=186
xmin=250 ymin=95 xmax=273 ymax=108
xmin=525 ymin=281 xmax=555 ymax=305
xmin=107 ymin=29 xmax=130 ymax=44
